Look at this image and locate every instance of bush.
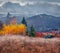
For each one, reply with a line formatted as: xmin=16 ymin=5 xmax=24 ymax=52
xmin=45 ymin=34 xmax=55 ymax=38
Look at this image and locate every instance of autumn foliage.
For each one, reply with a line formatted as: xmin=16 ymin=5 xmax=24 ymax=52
xmin=0 ymin=24 xmax=27 ymax=35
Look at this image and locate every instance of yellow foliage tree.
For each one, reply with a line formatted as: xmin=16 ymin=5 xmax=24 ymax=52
xmin=0 ymin=24 xmax=27 ymax=35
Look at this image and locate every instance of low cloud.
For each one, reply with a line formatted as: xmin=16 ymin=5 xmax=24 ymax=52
xmin=0 ymin=0 xmax=60 ymax=16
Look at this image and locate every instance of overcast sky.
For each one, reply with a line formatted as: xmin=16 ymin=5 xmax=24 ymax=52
xmin=0 ymin=0 xmax=60 ymax=5
xmin=0 ymin=0 xmax=60 ymax=16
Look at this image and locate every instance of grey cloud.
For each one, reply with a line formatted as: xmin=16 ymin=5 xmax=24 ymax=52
xmin=0 ymin=0 xmax=60 ymax=16
xmin=0 ymin=0 xmax=60 ymax=2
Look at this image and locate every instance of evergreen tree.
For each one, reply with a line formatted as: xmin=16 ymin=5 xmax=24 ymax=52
xmin=7 ymin=12 xmax=10 ymax=18
xmin=5 ymin=12 xmax=11 ymax=25
xmin=30 ymin=25 xmax=36 ymax=37
xmin=21 ymin=17 xmax=28 ymax=35
xmin=0 ymin=20 xmax=3 ymax=30
xmin=21 ymin=17 xmax=27 ymax=26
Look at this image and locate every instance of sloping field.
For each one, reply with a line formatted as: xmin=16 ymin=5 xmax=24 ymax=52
xmin=0 ymin=35 xmax=60 ymax=53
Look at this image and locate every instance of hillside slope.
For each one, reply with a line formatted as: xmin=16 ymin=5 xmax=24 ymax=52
xmin=27 ymin=14 xmax=60 ymax=32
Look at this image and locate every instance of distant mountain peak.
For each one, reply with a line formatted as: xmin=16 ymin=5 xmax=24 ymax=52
xmin=40 ymin=14 xmax=55 ymax=17
xmin=5 ymin=2 xmax=12 ymax=4
xmin=27 ymin=14 xmax=60 ymax=32
xmin=2 ymin=2 xmax=21 ymax=8
xmin=32 ymin=14 xmax=55 ymax=18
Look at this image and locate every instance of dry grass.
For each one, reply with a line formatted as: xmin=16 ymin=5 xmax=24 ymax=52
xmin=0 ymin=35 xmax=60 ymax=53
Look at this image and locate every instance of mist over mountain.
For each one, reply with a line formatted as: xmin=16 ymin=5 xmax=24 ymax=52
xmin=0 ymin=2 xmax=60 ymax=17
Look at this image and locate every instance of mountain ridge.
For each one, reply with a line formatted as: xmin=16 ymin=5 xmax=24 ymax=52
xmin=0 ymin=2 xmax=60 ymax=16
xmin=27 ymin=14 xmax=60 ymax=32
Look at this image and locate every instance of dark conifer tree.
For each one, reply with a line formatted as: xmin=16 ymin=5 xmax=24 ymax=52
xmin=21 ymin=17 xmax=28 ymax=35
xmin=5 ymin=12 xmax=11 ymax=25
xmin=0 ymin=20 xmax=3 ymax=30
xmin=21 ymin=17 xmax=27 ymax=26
xmin=30 ymin=25 xmax=36 ymax=37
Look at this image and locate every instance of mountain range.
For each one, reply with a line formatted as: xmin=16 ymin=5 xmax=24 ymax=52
xmin=27 ymin=14 xmax=60 ymax=32
xmin=0 ymin=2 xmax=36 ymax=17
xmin=0 ymin=2 xmax=60 ymax=16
